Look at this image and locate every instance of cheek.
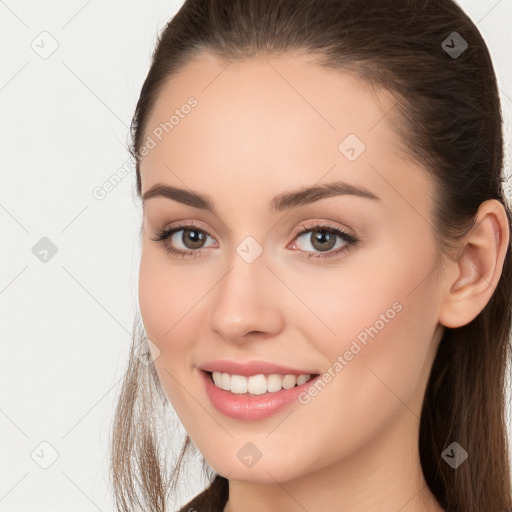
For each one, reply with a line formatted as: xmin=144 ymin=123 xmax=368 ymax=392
xmin=137 ymin=245 xmax=189 ymax=353
xmin=138 ymin=244 xmax=212 ymax=358
xmin=287 ymin=252 xmax=432 ymax=351
xmin=138 ymin=250 xmax=196 ymax=410
xmin=313 ymin=254 xmax=441 ymax=426
xmin=298 ymin=235 xmax=441 ymax=390
xmin=138 ymin=250 xmax=169 ymax=343
xmin=279 ymin=263 xmax=441 ymax=475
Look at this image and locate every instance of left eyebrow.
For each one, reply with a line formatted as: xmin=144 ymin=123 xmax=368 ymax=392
xmin=141 ymin=180 xmax=380 ymax=215
xmin=269 ymin=180 xmax=380 ymax=213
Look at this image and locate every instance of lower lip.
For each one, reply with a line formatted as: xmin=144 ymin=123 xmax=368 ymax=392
xmin=200 ymin=369 xmax=320 ymax=421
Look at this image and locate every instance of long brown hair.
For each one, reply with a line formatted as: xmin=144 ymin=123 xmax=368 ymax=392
xmin=109 ymin=1 xmax=512 ymax=511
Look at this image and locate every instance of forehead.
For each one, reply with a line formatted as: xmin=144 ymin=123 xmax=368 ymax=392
xmin=139 ymin=52 xmax=432 ymax=217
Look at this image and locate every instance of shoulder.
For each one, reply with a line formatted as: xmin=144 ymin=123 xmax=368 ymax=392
xmin=176 ymin=491 xmax=208 ymax=512
xmin=175 ymin=475 xmax=229 ymax=512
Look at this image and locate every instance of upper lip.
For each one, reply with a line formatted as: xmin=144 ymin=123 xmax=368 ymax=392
xmin=199 ymin=359 xmax=319 ymax=377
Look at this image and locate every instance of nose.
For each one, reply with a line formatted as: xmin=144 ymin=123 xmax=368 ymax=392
xmin=207 ymin=248 xmax=285 ymax=343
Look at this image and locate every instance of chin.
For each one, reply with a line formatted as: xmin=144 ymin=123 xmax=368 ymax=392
xmin=205 ymin=452 xmax=307 ymax=484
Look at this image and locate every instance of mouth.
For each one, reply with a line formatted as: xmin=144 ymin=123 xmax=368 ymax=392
xmin=204 ymin=370 xmax=320 ymax=396
xmin=200 ymin=369 xmax=321 ymax=420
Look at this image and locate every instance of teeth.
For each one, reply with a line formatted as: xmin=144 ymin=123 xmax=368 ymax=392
xmin=221 ymin=372 xmax=230 ymax=391
xmin=248 ymin=374 xmax=267 ymax=394
xmin=230 ymin=374 xmax=247 ymax=394
xmin=211 ymin=371 xmax=312 ymax=395
xmin=296 ymin=374 xmax=309 ymax=385
xmin=267 ymin=374 xmax=282 ymax=392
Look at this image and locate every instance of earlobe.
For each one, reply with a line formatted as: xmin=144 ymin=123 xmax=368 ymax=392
xmin=439 ymin=199 xmax=510 ymax=329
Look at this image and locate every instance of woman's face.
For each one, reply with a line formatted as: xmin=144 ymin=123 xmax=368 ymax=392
xmin=138 ymin=52 xmax=450 ymax=483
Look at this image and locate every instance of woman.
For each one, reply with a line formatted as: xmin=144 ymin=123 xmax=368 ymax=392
xmin=109 ymin=1 xmax=512 ymax=511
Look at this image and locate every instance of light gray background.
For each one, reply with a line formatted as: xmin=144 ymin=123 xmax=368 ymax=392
xmin=1 ymin=1 xmax=511 ymax=510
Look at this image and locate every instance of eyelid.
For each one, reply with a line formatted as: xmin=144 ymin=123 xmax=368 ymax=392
xmin=288 ymin=221 xmax=359 ymax=258
xmin=151 ymin=218 xmax=359 ymax=259
xmin=290 ymin=219 xmax=355 ymax=239
xmin=156 ymin=218 xmax=354 ymax=241
xmin=159 ymin=219 xmax=219 ymax=242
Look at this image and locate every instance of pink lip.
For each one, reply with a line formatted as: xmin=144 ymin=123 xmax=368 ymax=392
xmin=199 ymin=369 xmax=321 ymax=421
xmin=199 ymin=359 xmax=317 ymax=377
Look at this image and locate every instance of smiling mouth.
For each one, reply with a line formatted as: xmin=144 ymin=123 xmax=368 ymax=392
xmin=205 ymin=370 xmax=321 ymax=396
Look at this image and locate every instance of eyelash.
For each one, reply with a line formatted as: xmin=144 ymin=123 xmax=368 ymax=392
xmin=150 ymin=221 xmax=359 ymax=260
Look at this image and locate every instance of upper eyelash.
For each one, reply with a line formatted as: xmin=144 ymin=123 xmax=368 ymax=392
xmin=151 ymin=222 xmax=359 ymax=259
xmin=292 ymin=223 xmax=359 ymax=259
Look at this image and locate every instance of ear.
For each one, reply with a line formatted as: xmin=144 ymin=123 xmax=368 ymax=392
xmin=438 ymin=199 xmax=510 ymax=328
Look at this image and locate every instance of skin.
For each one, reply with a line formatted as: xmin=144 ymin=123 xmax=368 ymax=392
xmin=137 ymin=51 xmax=509 ymax=512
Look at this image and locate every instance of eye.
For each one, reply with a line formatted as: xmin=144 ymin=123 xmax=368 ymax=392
xmin=150 ymin=221 xmax=359 ymax=260
xmin=289 ymin=222 xmax=359 ymax=259
xmin=150 ymin=223 xmax=217 ymax=258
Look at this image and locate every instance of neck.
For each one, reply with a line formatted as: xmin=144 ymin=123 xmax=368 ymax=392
xmin=223 ymin=408 xmax=445 ymax=512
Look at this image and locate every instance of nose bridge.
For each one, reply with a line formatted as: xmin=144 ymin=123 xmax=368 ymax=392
xmin=207 ymin=237 xmax=283 ymax=340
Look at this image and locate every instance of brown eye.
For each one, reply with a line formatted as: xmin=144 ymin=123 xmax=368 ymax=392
xmin=290 ymin=223 xmax=359 ymax=260
xmin=151 ymin=225 xmax=216 ymax=257
xmin=179 ymin=228 xmax=208 ymax=249
xmin=151 ymin=222 xmax=359 ymax=260
xmin=309 ymin=230 xmax=337 ymax=252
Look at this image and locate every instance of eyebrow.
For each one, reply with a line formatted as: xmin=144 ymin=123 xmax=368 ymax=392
xmin=142 ymin=180 xmax=379 ymax=214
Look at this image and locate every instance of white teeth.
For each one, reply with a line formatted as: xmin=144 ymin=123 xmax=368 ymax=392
xmin=230 ymin=374 xmax=247 ymax=394
xmin=267 ymin=374 xmax=282 ymax=392
xmin=247 ymin=374 xmax=267 ymax=395
xmin=221 ymin=372 xmax=230 ymax=391
xmin=296 ymin=374 xmax=309 ymax=385
xmin=210 ymin=371 xmax=312 ymax=394
xmin=282 ymin=375 xmax=297 ymax=389
xmin=212 ymin=371 xmax=223 ymax=388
